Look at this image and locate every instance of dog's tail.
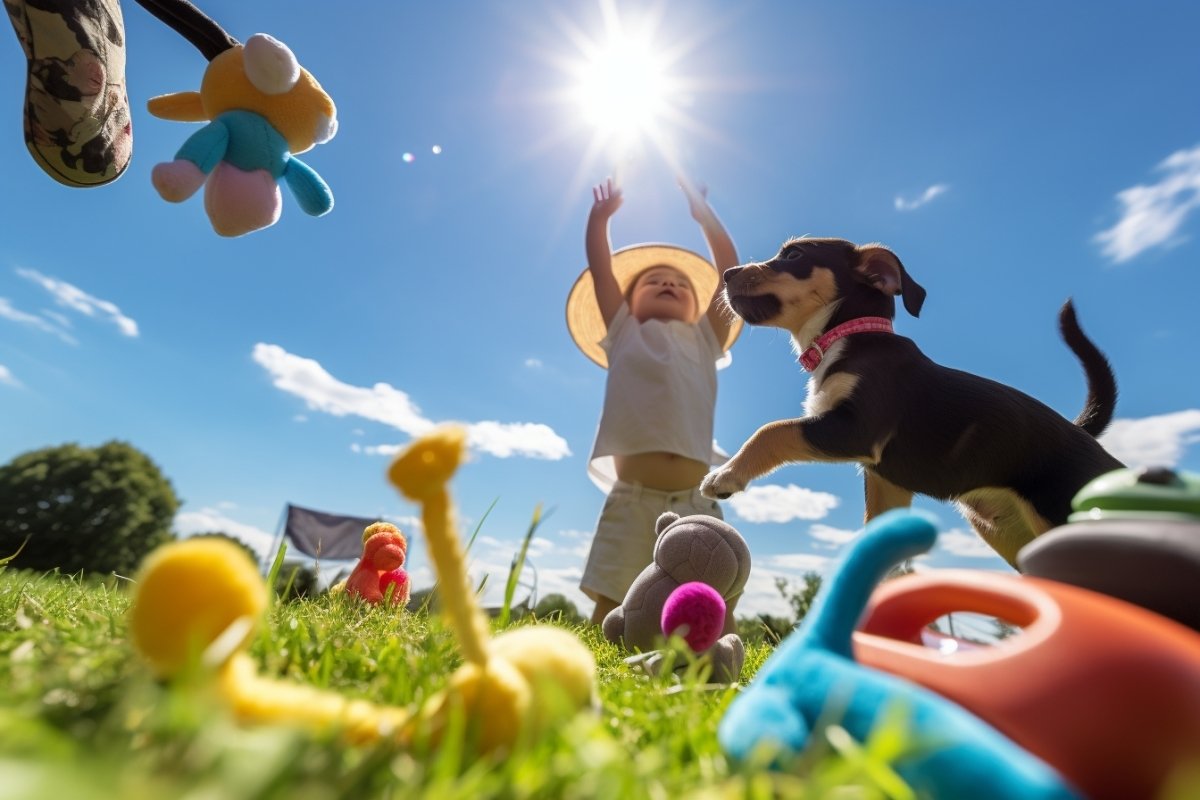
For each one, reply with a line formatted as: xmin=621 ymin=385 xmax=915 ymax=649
xmin=1059 ymin=299 xmax=1118 ymax=438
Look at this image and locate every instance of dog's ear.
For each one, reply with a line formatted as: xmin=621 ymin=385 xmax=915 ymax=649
xmin=854 ymin=246 xmax=926 ymax=317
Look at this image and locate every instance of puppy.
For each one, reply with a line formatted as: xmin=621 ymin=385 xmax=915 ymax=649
xmin=700 ymin=237 xmax=1124 ymax=566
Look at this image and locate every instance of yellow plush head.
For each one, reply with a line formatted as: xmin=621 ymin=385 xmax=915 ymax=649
xmin=148 ymin=33 xmax=337 ymax=155
xmin=129 ymin=537 xmax=268 ymax=678
xmin=388 ymin=427 xmax=467 ymax=503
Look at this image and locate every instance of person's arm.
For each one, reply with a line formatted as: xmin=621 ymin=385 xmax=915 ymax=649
xmin=586 ymin=177 xmax=625 ymax=328
xmin=680 ymin=178 xmax=737 ymax=343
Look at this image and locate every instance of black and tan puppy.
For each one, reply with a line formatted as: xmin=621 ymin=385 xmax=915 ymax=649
xmin=700 ymin=237 xmax=1124 ymax=566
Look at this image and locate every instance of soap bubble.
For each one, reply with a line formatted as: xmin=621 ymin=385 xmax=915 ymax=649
xmin=432 ymin=145 xmax=443 ymax=155
xmin=402 ymin=153 xmax=415 ymax=164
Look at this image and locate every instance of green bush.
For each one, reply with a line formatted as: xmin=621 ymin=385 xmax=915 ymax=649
xmin=0 ymin=441 xmax=180 ymax=576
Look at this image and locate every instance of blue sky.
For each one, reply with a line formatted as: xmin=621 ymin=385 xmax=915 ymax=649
xmin=2 ymin=1 xmax=1198 ymax=619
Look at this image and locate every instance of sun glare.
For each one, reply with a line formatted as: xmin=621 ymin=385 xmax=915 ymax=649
xmin=539 ymin=2 xmax=736 ymax=213
xmin=573 ymin=34 xmax=672 ymax=147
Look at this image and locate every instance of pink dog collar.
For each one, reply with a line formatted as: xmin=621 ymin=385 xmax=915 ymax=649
xmin=799 ymin=317 xmax=894 ymax=371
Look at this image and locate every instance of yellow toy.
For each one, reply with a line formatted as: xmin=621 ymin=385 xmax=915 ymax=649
xmin=129 ymin=536 xmax=408 ymax=744
xmin=127 ymin=427 xmax=596 ymax=754
xmin=387 ymin=426 xmax=597 ymax=753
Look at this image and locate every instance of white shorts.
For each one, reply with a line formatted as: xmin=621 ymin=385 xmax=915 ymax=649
xmin=580 ymin=480 xmax=723 ymax=604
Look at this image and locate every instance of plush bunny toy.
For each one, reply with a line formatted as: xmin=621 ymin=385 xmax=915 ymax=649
xmin=134 ymin=0 xmax=337 ymax=236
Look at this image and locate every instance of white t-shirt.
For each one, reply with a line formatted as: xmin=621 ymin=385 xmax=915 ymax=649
xmin=588 ymin=303 xmax=726 ymax=492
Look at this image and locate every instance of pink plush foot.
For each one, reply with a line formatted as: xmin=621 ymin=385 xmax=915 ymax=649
xmin=379 ymin=569 xmax=410 ymax=606
xmin=204 ymin=162 xmax=281 ymax=237
xmin=151 ymin=159 xmax=205 ymax=202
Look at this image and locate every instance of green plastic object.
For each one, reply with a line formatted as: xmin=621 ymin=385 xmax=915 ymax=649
xmin=1021 ymin=465 xmax=1200 ymax=632
xmin=1068 ymin=466 xmax=1200 ymax=521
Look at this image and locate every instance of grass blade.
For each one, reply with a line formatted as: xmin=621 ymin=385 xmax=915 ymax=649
xmin=498 ymin=503 xmax=547 ymax=627
xmin=0 ymin=536 xmax=30 ymax=569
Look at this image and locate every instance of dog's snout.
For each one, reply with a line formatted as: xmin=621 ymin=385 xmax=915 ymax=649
xmin=723 ymin=266 xmax=744 ymax=284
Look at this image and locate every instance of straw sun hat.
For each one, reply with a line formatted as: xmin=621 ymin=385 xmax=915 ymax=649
xmin=566 ymin=243 xmax=743 ymax=368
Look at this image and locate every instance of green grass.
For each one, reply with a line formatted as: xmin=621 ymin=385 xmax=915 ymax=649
xmin=0 ymin=565 xmax=922 ymax=800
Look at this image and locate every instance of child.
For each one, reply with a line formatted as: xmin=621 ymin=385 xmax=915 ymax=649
xmin=566 ymin=176 xmax=743 ymax=625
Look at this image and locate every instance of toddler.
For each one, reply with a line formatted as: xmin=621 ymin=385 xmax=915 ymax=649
xmin=566 ymin=176 xmax=743 ymax=624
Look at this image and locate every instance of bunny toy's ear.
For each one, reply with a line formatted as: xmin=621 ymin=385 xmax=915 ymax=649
xmin=243 ymin=34 xmax=300 ymax=95
xmin=132 ymin=0 xmax=239 ymax=60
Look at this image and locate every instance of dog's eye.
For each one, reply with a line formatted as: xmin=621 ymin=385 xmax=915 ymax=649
xmin=782 ymin=246 xmax=804 ymax=261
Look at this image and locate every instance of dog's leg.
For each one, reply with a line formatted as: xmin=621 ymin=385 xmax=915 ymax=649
xmin=701 ymin=412 xmax=869 ymax=499
xmin=863 ymin=470 xmax=913 ymax=522
xmin=957 ymin=489 xmax=1053 ymax=568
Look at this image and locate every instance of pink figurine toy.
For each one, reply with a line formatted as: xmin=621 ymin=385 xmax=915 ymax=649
xmin=345 ymin=522 xmax=409 ymax=606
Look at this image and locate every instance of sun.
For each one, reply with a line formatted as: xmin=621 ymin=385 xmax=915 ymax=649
xmin=555 ymin=2 xmax=700 ymax=169
xmin=570 ymin=31 xmax=673 ymax=150
xmin=530 ymin=1 xmax=737 ymax=218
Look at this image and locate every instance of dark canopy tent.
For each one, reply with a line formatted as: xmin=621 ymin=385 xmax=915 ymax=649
xmin=268 ymin=503 xmax=379 ymax=563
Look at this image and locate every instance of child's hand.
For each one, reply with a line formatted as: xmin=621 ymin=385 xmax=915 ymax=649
xmin=590 ymin=177 xmax=623 ymax=221
xmin=679 ymin=177 xmax=713 ymax=222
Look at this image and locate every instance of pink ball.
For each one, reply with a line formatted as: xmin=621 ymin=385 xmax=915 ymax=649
xmin=661 ymin=581 xmax=726 ymax=652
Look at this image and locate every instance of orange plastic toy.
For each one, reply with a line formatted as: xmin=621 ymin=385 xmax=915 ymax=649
xmin=853 ymin=570 xmax=1200 ymax=800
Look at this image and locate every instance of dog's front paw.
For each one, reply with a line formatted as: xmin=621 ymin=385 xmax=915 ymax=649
xmin=700 ymin=468 xmax=746 ymax=500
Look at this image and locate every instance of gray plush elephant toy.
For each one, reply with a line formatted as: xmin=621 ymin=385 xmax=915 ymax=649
xmin=603 ymin=511 xmax=752 ymax=682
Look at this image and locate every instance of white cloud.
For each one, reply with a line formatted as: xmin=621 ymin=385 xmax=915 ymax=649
xmin=0 ymin=364 xmax=21 ymax=388
xmin=465 ymin=420 xmax=570 ymax=459
xmin=0 ymin=297 xmax=76 ymax=344
xmin=253 ymin=343 xmax=431 ymax=431
xmin=737 ymin=556 xmax=835 ymax=619
xmin=384 ymin=515 xmax=424 ymax=537
xmin=760 ymin=552 xmax=834 ymax=572
xmin=253 ymin=343 xmax=570 ymax=460
xmin=17 ymin=268 xmax=138 ymax=337
xmin=1099 ymin=410 xmax=1200 ymax=468
xmin=350 ymin=442 xmax=401 ymax=456
xmin=174 ymin=507 xmax=276 ymax=558
xmin=477 ymin=534 xmax=556 ymax=560
xmin=1095 ymin=143 xmax=1200 ymax=263
xmin=894 ymin=183 xmax=949 ymax=212
xmin=935 ymin=527 xmax=1001 ymax=559
xmin=808 ymin=523 xmax=860 ymax=549
xmin=555 ymin=528 xmax=594 ymax=559
xmin=41 ymin=310 xmax=71 ymax=329
xmin=727 ymin=483 xmax=840 ymax=523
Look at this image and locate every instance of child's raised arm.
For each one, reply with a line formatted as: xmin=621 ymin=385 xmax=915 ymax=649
xmin=586 ymin=178 xmax=625 ymax=328
xmin=679 ymin=178 xmax=738 ymax=343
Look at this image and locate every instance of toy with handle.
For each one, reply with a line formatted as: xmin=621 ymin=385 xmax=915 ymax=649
xmin=856 ymin=568 xmax=1200 ymax=800
xmin=719 ymin=509 xmax=1081 ymax=800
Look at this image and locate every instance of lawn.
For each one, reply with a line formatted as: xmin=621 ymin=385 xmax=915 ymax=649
xmin=0 ymin=563 xmax=909 ymax=800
